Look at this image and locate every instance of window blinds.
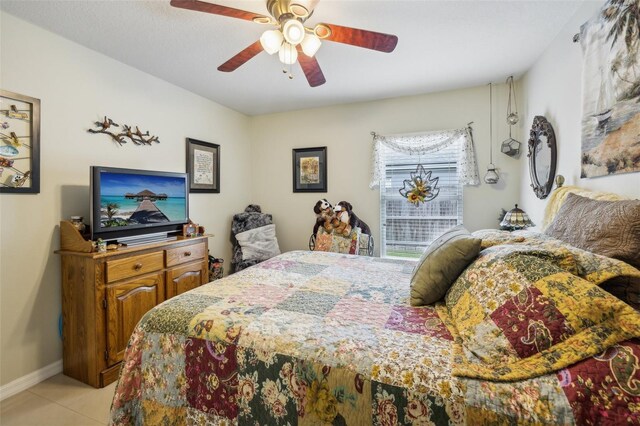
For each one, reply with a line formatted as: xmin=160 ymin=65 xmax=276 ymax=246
xmin=380 ymin=142 xmax=463 ymax=259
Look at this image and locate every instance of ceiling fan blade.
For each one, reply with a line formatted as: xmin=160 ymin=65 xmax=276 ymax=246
xmin=218 ymin=41 xmax=263 ymax=72
xmin=170 ymin=0 xmax=269 ymax=22
xmin=321 ymin=23 xmax=398 ymax=53
xmin=296 ymin=46 xmax=326 ymax=87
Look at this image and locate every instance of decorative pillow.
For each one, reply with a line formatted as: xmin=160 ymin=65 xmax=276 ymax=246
xmin=545 ymin=193 xmax=640 ymax=269
xmin=315 ymin=227 xmax=360 ymax=255
xmin=542 ymin=185 xmax=629 ymax=230
xmin=234 ymin=224 xmax=281 ymax=261
xmin=410 ymin=225 xmax=481 ymax=306
xmin=443 ymin=240 xmax=640 ymax=381
xmin=472 ymin=229 xmax=526 ymax=249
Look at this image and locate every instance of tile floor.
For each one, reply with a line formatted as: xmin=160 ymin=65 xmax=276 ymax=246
xmin=0 ymin=374 xmax=116 ymax=425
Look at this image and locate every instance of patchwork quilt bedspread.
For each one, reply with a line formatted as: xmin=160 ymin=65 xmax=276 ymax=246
xmin=110 ymin=243 xmax=640 ymax=425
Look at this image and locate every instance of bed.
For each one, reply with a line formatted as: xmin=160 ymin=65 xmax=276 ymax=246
xmin=109 ymin=221 xmax=640 ymax=425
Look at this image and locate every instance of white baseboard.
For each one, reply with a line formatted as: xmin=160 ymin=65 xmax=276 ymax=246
xmin=0 ymin=359 xmax=63 ymax=401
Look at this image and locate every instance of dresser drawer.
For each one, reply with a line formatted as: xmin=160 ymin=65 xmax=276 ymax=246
xmin=106 ymin=252 xmax=164 ymax=283
xmin=166 ymin=242 xmax=206 ymax=267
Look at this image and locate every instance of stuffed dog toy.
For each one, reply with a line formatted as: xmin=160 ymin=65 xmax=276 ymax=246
xmin=335 ymin=201 xmax=372 ymax=236
xmin=313 ymin=199 xmax=335 ymax=234
xmin=332 ymin=203 xmax=352 ymax=236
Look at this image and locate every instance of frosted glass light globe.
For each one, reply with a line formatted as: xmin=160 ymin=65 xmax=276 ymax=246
xmin=301 ymin=33 xmax=321 ymax=57
xmin=260 ymin=30 xmax=283 ymax=55
xmin=290 ymin=0 xmax=319 ymax=17
xmin=278 ymin=42 xmax=298 ymax=65
xmin=283 ymin=19 xmax=305 ymax=45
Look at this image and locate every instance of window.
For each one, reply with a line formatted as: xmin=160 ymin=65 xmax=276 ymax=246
xmin=380 ymin=142 xmax=463 ymax=259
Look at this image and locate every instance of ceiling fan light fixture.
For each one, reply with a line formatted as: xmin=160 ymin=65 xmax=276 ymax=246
xmin=290 ymin=4 xmax=309 ymax=18
xmin=260 ymin=29 xmax=284 ymax=55
xmin=290 ymin=0 xmax=319 ymax=18
xmin=314 ymin=23 xmax=332 ymax=39
xmin=283 ymin=19 xmax=305 ymax=45
xmin=300 ymin=33 xmax=321 ymax=57
xmin=252 ymin=16 xmax=273 ymax=25
xmin=278 ymin=42 xmax=298 ymax=65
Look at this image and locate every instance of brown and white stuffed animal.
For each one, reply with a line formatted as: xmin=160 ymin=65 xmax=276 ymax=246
xmin=335 ymin=201 xmax=372 ymax=236
xmin=313 ymin=199 xmax=335 ymax=234
xmin=332 ymin=203 xmax=353 ymax=236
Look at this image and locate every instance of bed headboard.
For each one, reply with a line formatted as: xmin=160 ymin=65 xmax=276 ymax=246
xmin=541 ymin=185 xmax=631 ymax=230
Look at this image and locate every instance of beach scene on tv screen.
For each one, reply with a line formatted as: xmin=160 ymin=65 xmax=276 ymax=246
xmin=100 ymin=172 xmax=186 ymax=228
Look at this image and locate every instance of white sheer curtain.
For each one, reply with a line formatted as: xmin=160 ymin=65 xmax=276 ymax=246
xmin=369 ymin=126 xmax=480 ymax=189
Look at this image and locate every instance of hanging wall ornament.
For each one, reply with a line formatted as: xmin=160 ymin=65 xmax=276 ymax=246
xmin=399 ymin=164 xmax=440 ymax=206
xmin=506 ymin=75 xmax=519 ymax=125
xmin=501 ymin=76 xmax=521 ymax=158
xmin=501 ymin=126 xmax=521 ymax=158
xmin=484 ymin=83 xmax=500 ymax=184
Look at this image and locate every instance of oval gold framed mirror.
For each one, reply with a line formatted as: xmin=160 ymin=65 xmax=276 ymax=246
xmin=527 ymin=116 xmax=557 ymax=199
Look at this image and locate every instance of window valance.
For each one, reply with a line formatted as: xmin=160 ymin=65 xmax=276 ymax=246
xmin=369 ymin=126 xmax=480 ymax=189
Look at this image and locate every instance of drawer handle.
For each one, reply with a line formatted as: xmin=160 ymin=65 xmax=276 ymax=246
xmin=133 ymin=263 xmax=143 ymax=271
xmin=184 ymin=251 xmax=192 ymax=257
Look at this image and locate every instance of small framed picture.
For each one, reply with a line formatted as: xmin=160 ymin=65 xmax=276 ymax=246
xmin=293 ymin=147 xmax=327 ymax=193
xmin=186 ymin=138 xmax=220 ymax=193
xmin=183 ymin=223 xmax=198 ymax=237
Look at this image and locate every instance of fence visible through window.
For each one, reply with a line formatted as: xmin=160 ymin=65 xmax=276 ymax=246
xmin=380 ymin=142 xmax=463 ymax=259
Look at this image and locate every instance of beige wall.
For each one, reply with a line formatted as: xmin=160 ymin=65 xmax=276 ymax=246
xmin=519 ymin=0 xmax=640 ymax=225
xmin=0 ymin=12 xmax=253 ymax=386
xmin=250 ymin=83 xmax=524 ymax=254
xmin=1 ymin=6 xmax=542 ymax=389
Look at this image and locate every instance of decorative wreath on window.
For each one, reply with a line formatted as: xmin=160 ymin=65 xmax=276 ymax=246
xmin=399 ymin=164 xmax=440 ymax=206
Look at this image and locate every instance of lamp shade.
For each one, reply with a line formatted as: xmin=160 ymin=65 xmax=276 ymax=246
xmin=500 ymin=204 xmax=534 ymax=230
xmin=278 ymin=42 xmax=298 ymax=65
xmin=282 ymin=19 xmax=305 ymax=45
xmin=300 ymin=33 xmax=321 ymax=57
xmin=260 ymin=29 xmax=283 ymax=55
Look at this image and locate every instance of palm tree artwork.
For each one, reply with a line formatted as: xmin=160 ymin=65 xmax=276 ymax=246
xmin=604 ymin=0 xmax=640 ymax=101
xmin=580 ymin=0 xmax=640 ymax=178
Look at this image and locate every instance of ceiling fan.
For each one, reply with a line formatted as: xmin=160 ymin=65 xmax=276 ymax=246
xmin=170 ymin=0 xmax=398 ymax=87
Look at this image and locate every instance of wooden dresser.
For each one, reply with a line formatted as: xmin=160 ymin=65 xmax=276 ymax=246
xmin=57 ymin=235 xmax=209 ymax=387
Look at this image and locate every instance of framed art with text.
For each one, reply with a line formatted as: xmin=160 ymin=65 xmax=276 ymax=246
xmin=0 ymin=89 xmax=40 ymax=194
xmin=293 ymin=146 xmax=327 ymax=193
xmin=186 ymin=138 xmax=220 ymax=193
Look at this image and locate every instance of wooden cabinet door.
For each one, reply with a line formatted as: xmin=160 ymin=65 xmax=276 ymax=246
xmin=166 ymin=260 xmax=207 ymax=299
xmin=106 ymin=273 xmax=163 ymax=366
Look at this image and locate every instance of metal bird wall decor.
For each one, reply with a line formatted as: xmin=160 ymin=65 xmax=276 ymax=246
xmin=88 ymin=116 xmax=160 ymax=146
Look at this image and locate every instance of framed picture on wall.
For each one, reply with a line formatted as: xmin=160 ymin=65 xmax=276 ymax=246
xmin=0 ymin=89 xmax=41 ymax=194
xmin=293 ymin=146 xmax=327 ymax=192
xmin=186 ymin=138 xmax=220 ymax=193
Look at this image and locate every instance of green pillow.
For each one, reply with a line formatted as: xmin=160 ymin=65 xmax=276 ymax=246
xmin=410 ymin=225 xmax=481 ymax=306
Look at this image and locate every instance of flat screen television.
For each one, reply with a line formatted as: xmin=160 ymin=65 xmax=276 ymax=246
xmin=90 ymin=166 xmax=189 ymax=244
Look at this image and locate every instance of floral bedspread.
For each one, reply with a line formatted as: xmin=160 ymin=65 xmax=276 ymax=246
xmin=110 ymin=248 xmax=640 ymax=425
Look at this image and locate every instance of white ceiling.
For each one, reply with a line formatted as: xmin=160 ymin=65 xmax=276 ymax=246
xmin=1 ymin=0 xmax=586 ymax=116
